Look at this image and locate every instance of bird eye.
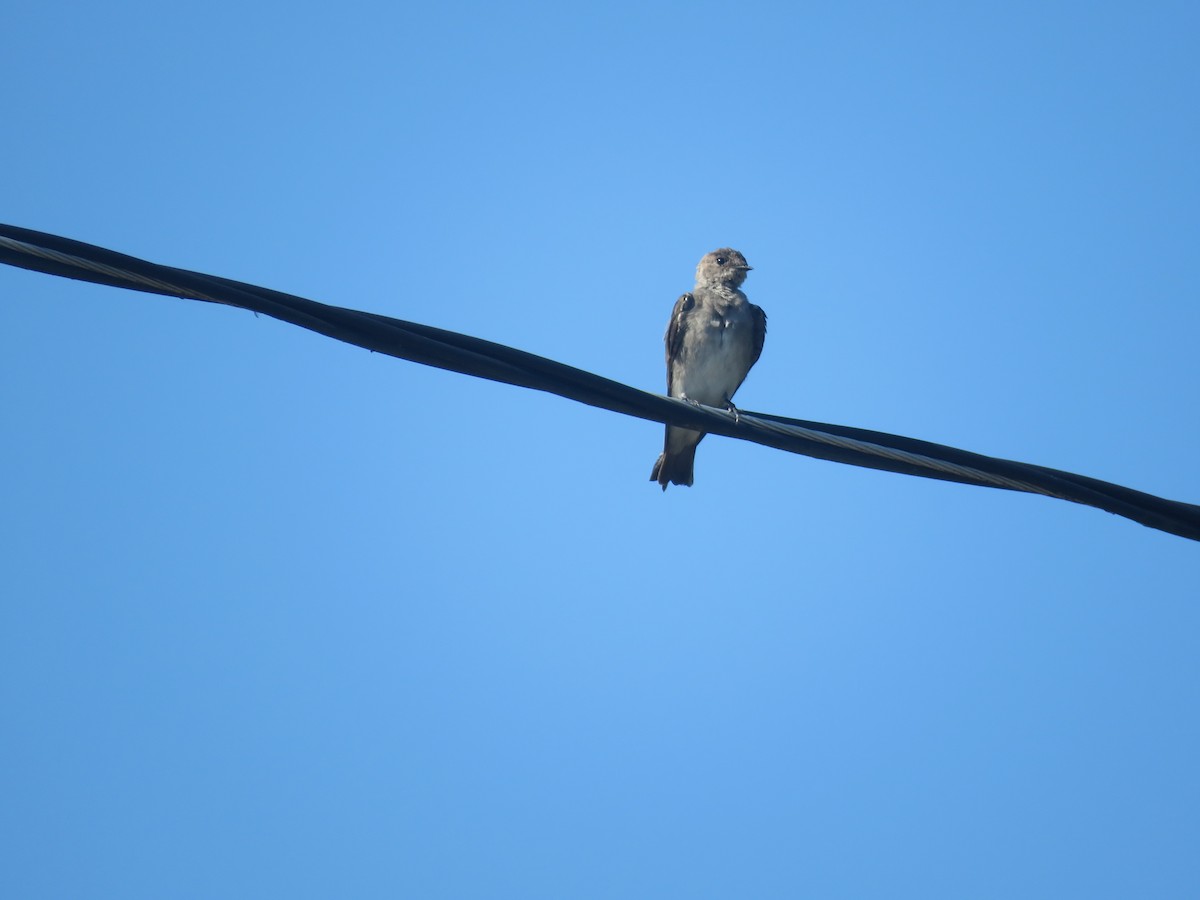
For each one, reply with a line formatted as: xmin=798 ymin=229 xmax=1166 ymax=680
xmin=715 ymin=256 xmax=726 ymax=265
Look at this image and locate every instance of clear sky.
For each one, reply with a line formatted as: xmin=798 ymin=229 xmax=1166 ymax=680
xmin=3 ymin=2 xmax=1199 ymax=897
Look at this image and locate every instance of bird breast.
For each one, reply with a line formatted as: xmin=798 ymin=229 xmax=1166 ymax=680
xmin=674 ymin=305 xmax=754 ymax=405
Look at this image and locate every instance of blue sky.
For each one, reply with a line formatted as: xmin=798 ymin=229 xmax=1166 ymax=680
xmin=3 ymin=2 xmax=1199 ymax=897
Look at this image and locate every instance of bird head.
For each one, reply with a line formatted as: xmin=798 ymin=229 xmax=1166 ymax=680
xmin=696 ymin=248 xmax=752 ymax=288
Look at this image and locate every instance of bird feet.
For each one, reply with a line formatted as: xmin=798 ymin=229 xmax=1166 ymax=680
xmin=677 ymin=394 xmax=741 ymax=424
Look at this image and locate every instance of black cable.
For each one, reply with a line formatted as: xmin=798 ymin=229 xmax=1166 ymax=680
xmin=2 ymin=223 xmax=1197 ymax=543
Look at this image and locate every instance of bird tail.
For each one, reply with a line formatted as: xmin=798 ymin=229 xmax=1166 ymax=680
xmin=650 ymin=429 xmax=704 ymax=490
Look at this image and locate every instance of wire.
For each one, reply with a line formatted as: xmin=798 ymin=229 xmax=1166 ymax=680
xmin=2 ymin=223 xmax=1198 ymax=542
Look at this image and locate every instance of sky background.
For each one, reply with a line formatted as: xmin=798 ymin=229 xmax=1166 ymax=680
xmin=3 ymin=2 xmax=1199 ymax=897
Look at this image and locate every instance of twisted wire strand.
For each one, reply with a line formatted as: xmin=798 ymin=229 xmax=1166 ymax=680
xmin=2 ymin=224 xmax=1196 ymax=542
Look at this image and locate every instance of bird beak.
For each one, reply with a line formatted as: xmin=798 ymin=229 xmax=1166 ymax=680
xmin=739 ymin=265 xmax=753 ymax=271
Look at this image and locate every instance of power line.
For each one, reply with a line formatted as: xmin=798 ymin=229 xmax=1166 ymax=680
xmin=2 ymin=223 xmax=1198 ymax=543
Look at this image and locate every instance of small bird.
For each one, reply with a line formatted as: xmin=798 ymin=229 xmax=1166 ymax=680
xmin=650 ymin=248 xmax=767 ymax=490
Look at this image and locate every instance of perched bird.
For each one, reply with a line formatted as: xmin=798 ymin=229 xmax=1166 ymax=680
xmin=650 ymin=248 xmax=767 ymax=490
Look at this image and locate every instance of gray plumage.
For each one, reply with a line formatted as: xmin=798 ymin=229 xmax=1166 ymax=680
xmin=650 ymin=248 xmax=767 ymax=490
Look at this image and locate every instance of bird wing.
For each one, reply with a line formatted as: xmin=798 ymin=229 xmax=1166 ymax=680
xmin=664 ymin=291 xmax=695 ymax=395
xmin=750 ymin=304 xmax=767 ymax=367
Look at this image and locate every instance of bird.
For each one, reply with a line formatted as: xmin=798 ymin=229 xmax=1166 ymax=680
xmin=650 ymin=248 xmax=767 ymax=490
